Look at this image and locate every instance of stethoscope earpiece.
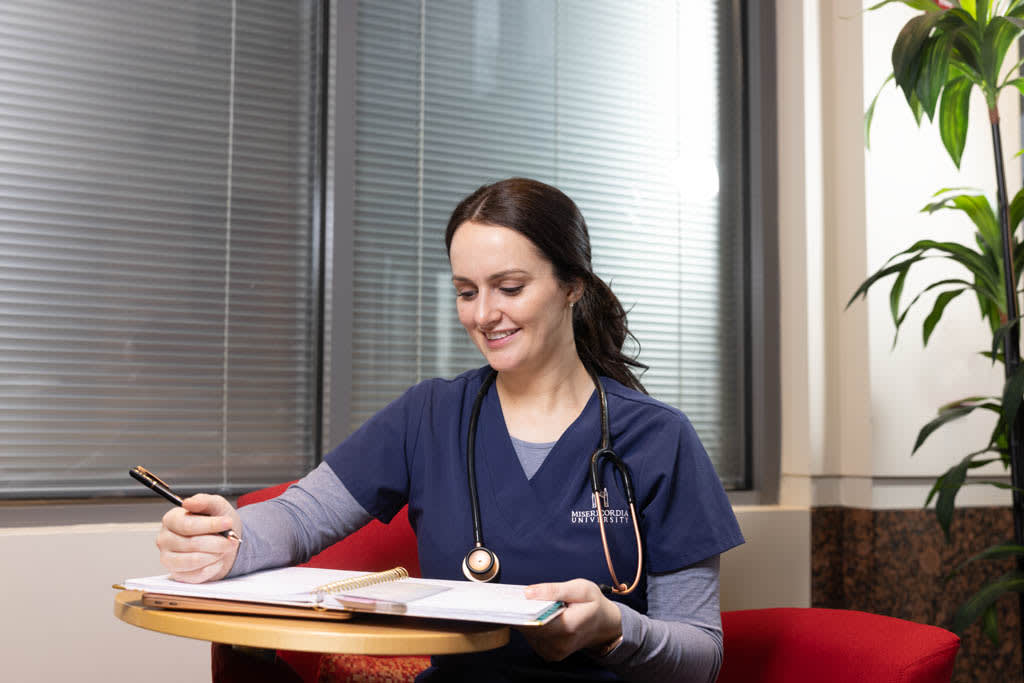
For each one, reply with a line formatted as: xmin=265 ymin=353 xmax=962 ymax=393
xmin=462 ymin=546 xmax=500 ymax=582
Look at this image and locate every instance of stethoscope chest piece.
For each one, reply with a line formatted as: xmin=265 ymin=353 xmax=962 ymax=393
xmin=462 ymin=545 xmax=500 ymax=582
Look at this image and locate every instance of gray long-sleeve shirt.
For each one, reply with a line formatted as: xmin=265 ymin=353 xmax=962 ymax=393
xmin=229 ymin=462 xmax=723 ymax=682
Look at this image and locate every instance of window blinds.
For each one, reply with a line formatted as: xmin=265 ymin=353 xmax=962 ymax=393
xmin=0 ymin=0 xmax=321 ymax=497
xmin=352 ymin=0 xmax=745 ymax=486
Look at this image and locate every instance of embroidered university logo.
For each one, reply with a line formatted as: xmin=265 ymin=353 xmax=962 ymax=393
xmin=570 ymin=488 xmax=630 ymax=525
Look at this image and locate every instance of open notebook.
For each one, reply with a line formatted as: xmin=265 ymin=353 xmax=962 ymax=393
xmin=120 ymin=566 xmax=564 ymax=626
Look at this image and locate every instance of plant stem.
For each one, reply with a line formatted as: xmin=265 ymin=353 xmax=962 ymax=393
xmin=989 ymin=109 xmax=1024 ymax=673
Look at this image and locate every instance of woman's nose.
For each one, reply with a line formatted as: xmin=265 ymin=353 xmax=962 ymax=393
xmin=474 ymin=293 xmax=500 ymax=327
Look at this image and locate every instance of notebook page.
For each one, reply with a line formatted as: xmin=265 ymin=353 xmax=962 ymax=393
xmin=124 ymin=566 xmax=367 ymax=604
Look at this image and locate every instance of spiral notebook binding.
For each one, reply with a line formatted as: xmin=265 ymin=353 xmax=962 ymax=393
xmin=313 ymin=567 xmax=409 ymax=608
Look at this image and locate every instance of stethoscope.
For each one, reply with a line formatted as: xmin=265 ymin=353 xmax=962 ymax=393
xmin=461 ymin=368 xmax=645 ymax=594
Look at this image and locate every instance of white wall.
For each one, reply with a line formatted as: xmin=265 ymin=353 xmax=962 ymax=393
xmin=1 ymin=522 xmax=209 ymax=683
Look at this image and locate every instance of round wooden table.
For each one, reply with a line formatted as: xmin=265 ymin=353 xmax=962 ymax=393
xmin=114 ymin=591 xmax=510 ymax=655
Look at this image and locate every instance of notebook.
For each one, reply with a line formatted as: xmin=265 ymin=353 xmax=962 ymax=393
xmin=120 ymin=566 xmax=564 ymax=626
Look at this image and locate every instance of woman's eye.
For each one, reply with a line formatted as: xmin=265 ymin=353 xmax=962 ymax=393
xmin=456 ymin=290 xmax=476 ymax=300
xmin=500 ymin=286 xmax=524 ymax=295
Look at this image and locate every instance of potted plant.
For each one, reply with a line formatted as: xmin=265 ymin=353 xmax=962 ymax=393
xmin=852 ymin=0 xmax=1024 ymax=665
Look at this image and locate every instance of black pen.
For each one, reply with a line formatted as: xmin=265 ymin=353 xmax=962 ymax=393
xmin=129 ymin=465 xmax=242 ymax=542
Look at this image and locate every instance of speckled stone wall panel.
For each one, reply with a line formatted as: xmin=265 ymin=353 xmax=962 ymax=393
xmin=811 ymin=506 xmax=1020 ymax=683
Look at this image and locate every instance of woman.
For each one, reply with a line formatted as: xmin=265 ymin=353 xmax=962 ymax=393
xmin=157 ymin=178 xmax=743 ymax=682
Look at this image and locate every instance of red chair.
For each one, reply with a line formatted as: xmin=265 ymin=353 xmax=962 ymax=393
xmin=717 ymin=608 xmax=959 ymax=683
xmin=214 ymin=483 xmax=960 ymax=683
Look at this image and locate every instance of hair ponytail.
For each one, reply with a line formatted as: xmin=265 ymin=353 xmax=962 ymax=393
xmin=446 ymin=178 xmax=648 ymax=393
xmin=573 ymin=273 xmax=647 ymax=393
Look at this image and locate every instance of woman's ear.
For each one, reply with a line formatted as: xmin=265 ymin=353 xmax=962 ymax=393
xmin=568 ymin=279 xmax=584 ymax=306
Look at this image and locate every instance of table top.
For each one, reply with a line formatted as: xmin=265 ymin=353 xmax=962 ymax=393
xmin=114 ymin=590 xmax=510 ymax=655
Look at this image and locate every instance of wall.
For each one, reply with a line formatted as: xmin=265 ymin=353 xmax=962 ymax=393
xmin=0 ymin=520 xmax=209 ymax=683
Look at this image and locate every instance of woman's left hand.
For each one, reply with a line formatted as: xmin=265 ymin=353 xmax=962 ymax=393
xmin=517 ymin=579 xmax=622 ymax=661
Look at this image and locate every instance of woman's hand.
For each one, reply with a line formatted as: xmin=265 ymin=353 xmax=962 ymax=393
xmin=517 ymin=579 xmax=623 ymax=661
xmin=156 ymin=493 xmax=242 ymax=583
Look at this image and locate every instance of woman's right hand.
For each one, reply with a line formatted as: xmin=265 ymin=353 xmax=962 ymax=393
xmin=156 ymin=493 xmax=242 ymax=583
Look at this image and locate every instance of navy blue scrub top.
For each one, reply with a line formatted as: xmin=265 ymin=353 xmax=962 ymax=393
xmin=326 ymin=366 xmax=743 ymax=679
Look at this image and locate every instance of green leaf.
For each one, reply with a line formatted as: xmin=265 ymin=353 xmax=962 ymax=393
xmin=847 ymin=254 xmax=925 ymax=308
xmin=901 ymin=239 xmax=1000 ymax=298
xmin=935 ymin=453 xmax=974 ymax=537
xmin=973 ymin=480 xmax=1024 ymax=492
xmin=982 ymin=604 xmax=1000 ymax=644
xmin=961 ymin=0 xmax=978 ymax=19
xmin=914 ymin=403 xmax=993 ymax=453
xmin=939 ymin=76 xmax=972 ymax=167
xmin=890 ymin=264 xmax=912 ymax=327
xmin=864 ymin=0 xmax=937 ymax=9
xmin=916 ymin=35 xmax=953 ymax=120
xmin=925 ymin=454 xmax=1000 ymax=508
xmin=867 ymin=0 xmax=944 ymax=11
xmin=893 ymin=13 xmax=945 ymax=108
xmin=886 ymin=279 xmax=974 ymax=348
xmin=949 ymin=194 xmax=1001 ymax=254
xmin=921 ymin=239 xmax=1002 ymax=297
xmin=1002 ymin=363 xmax=1024 ymax=431
xmin=951 ymin=542 xmax=1024 ymax=578
xmin=1009 ymin=187 xmax=1024 ymax=233
xmin=976 ymin=0 xmax=989 ymax=27
xmin=865 ymin=74 xmax=895 ymax=149
xmin=951 ymin=569 xmax=1024 ymax=636
xmin=990 ymin=315 xmax=1023 ymax=365
xmin=982 ymin=17 xmax=1023 ymax=85
xmin=923 ymin=288 xmax=967 ymax=344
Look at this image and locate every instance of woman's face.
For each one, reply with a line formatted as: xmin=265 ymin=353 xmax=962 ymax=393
xmin=449 ymin=221 xmax=578 ymax=375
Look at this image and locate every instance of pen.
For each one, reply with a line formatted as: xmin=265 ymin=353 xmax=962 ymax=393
xmin=129 ymin=465 xmax=242 ymax=542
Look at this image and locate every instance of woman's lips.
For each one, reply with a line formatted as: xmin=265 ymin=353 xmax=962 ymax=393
xmin=483 ymin=328 xmax=520 ymax=349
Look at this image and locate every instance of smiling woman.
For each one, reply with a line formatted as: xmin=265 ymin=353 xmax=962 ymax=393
xmin=159 ymin=177 xmax=744 ymax=682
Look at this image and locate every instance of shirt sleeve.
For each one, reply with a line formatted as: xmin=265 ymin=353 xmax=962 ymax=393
xmin=226 ymin=462 xmax=372 ymax=577
xmin=639 ymin=411 xmax=743 ymax=572
xmin=324 ymin=380 xmax=433 ymax=522
xmin=593 ymin=556 xmax=723 ymax=683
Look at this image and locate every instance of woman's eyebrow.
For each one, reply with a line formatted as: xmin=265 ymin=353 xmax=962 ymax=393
xmin=451 ymin=269 xmax=530 ymax=284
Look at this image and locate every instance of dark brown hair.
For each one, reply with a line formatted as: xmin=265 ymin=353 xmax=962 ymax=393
xmin=444 ymin=177 xmax=647 ymax=393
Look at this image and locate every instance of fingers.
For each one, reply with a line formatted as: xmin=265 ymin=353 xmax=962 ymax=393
xmin=525 ymin=578 xmax=599 ymax=604
xmin=156 ymin=494 xmax=241 ymax=582
xmin=519 ymin=579 xmax=621 ymax=662
xmin=162 ymin=497 xmax=238 ymax=538
xmin=183 ymin=493 xmax=234 ymax=517
xmin=164 ymin=554 xmax=235 ymax=584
